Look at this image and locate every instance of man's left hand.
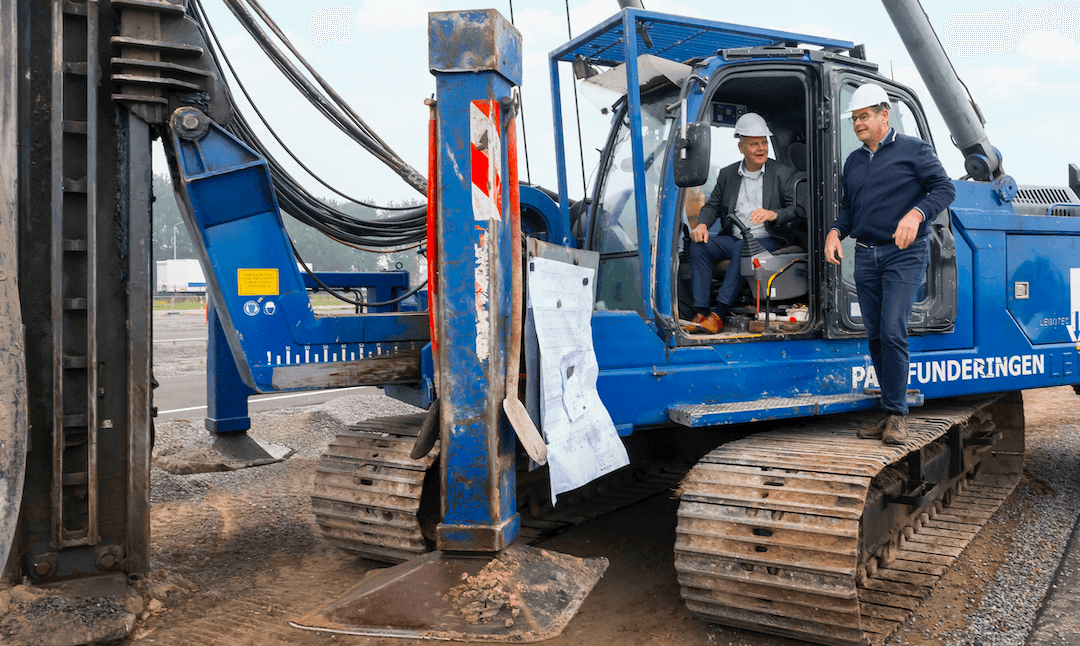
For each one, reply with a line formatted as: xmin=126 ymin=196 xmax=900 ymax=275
xmin=749 ymin=208 xmax=777 ymax=225
xmin=892 ymin=209 xmax=922 ymax=249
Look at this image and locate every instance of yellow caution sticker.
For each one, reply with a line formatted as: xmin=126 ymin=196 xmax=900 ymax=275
xmin=237 ymin=268 xmax=279 ymax=296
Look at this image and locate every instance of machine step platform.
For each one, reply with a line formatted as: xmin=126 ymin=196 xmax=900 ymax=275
xmin=668 ymin=391 xmax=924 ymax=427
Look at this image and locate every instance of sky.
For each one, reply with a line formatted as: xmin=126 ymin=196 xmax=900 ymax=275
xmin=164 ymin=1 xmax=1080 ymax=206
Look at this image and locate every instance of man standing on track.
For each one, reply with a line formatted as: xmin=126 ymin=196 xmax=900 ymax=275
xmin=824 ymin=83 xmax=955 ymax=445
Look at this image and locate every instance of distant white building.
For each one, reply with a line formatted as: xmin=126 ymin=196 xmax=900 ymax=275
xmin=155 ymin=259 xmax=205 ymax=293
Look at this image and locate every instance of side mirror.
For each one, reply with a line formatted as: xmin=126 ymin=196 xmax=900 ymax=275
xmin=672 ymin=121 xmax=711 ymax=187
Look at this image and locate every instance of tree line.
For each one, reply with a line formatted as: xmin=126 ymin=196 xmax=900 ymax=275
xmin=151 ymin=173 xmax=427 ymax=284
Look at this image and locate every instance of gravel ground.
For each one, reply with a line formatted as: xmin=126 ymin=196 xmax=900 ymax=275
xmin=884 ymin=387 xmax=1080 ymax=646
xmin=135 ymin=386 xmax=1080 ymax=646
xmin=139 ymin=312 xmax=1080 ymax=646
xmin=150 ymin=391 xmax=422 ymax=506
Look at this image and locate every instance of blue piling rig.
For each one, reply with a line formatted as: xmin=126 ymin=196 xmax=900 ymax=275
xmin=171 ymin=5 xmax=1080 ymax=644
xmin=5 ymin=2 xmax=1080 ymax=645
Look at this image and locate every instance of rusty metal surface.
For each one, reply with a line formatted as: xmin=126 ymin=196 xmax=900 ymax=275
xmin=111 ymin=0 xmax=230 ymax=125
xmin=0 ymin=0 xmax=27 ymax=575
xmin=291 ymin=543 xmax=607 ymax=642
xmin=49 ymin=0 xmax=101 ymax=552
xmin=271 ymin=352 xmax=421 ymax=390
xmin=428 ymin=9 xmax=522 ymax=84
xmin=14 ymin=0 xmax=151 ymax=585
xmin=121 ymin=110 xmax=153 ymax=575
xmin=675 ymin=396 xmax=1021 ymax=646
xmin=311 ymin=414 xmax=440 ymax=563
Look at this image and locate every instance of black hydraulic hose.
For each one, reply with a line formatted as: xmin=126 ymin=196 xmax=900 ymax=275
xmin=219 ymin=0 xmax=428 ymax=195
xmin=229 ymin=112 xmax=426 ymax=247
xmin=292 ymin=241 xmax=428 ymax=308
xmin=244 ymin=0 xmax=396 ymax=155
xmin=198 ymin=10 xmax=410 ymax=209
xmin=190 ymin=0 xmax=427 ymax=248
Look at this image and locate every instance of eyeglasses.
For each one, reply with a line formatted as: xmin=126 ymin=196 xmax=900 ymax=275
xmin=741 ymin=140 xmax=769 ymax=150
xmin=849 ymin=111 xmax=877 ymax=124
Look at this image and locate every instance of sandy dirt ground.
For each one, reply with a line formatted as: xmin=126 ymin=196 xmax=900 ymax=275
xmin=16 ymin=311 xmax=1080 ymax=646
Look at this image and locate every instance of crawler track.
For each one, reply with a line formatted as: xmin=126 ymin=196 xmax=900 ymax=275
xmin=674 ymin=395 xmax=1023 ymax=646
xmin=312 ymin=414 xmax=688 ymax=563
xmin=311 ymin=414 xmax=438 ymax=564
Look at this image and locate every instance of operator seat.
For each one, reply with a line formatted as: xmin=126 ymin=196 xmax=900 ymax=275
xmin=784 ymin=140 xmax=810 ymax=250
xmin=703 ymin=141 xmax=810 ymax=304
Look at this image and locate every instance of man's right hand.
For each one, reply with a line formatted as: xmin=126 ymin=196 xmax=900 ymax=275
xmin=824 ymin=229 xmax=844 ymax=265
xmin=691 ymin=223 xmax=709 ymax=244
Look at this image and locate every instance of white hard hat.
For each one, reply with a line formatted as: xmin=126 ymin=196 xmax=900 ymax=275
xmin=733 ymin=112 xmax=773 ymax=138
xmin=843 ymin=83 xmax=890 ymax=117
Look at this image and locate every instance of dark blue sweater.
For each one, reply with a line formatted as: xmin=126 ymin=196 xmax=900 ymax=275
xmin=833 ymin=129 xmax=956 ymax=243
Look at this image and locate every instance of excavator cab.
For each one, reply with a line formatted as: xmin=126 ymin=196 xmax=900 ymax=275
xmin=673 ymin=69 xmax=814 ymax=330
xmin=577 ymin=30 xmax=959 ymax=345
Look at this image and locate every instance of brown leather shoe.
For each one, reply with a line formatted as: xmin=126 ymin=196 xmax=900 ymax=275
xmin=699 ymin=312 xmax=723 ymax=334
xmin=857 ymin=415 xmax=889 ymax=439
xmin=882 ymin=415 xmax=908 ymax=445
xmin=681 ymin=313 xmax=706 ymax=332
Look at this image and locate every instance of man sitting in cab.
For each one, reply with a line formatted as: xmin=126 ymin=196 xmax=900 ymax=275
xmin=685 ymin=113 xmax=799 ymax=334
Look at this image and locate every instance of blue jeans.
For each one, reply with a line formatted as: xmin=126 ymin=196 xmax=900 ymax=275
xmin=689 ymin=234 xmax=781 ymax=312
xmin=854 ymin=238 xmax=929 ymax=415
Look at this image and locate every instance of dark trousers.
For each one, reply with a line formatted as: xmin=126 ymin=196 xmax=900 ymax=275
xmin=689 ymin=234 xmax=781 ymax=312
xmin=853 ymin=238 xmax=929 ymax=415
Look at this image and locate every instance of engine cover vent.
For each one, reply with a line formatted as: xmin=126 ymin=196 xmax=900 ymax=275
xmin=1013 ymin=185 xmax=1080 ymax=216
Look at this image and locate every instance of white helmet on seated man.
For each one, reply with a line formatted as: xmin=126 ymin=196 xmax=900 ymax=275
xmin=732 ymin=112 xmax=773 ymax=138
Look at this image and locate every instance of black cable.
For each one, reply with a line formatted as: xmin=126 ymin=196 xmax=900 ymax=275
xmin=227 ymin=109 xmax=427 ymax=247
xmin=194 ymin=0 xmax=416 ymax=211
xmin=566 ymin=0 xmax=589 ymax=199
xmin=203 ymin=0 xmax=428 ymax=199
xmin=220 ymin=0 xmax=419 ymax=184
xmin=292 ymin=241 xmax=427 ymax=308
xmin=189 ymin=0 xmax=428 ymax=249
xmin=245 ymin=0 xmax=400 ymax=157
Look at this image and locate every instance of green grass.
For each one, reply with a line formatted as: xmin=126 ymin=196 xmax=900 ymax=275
xmin=152 ymin=292 xmax=353 ymax=311
xmin=153 ymin=296 xmax=206 ymax=311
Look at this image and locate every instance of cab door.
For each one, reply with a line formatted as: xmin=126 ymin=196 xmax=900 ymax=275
xmin=825 ymin=73 xmax=957 ymax=338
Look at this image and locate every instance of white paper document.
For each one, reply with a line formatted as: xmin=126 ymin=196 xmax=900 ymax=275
xmin=527 ymin=257 xmax=629 ymax=503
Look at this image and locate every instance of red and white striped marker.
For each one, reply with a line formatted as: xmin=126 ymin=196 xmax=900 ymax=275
xmin=470 ymin=100 xmax=501 ymax=222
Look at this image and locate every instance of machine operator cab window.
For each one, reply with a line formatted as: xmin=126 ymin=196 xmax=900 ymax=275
xmin=826 ymin=79 xmax=957 ymax=337
xmin=674 ymin=72 xmax=813 ymax=341
xmin=591 ymin=86 xmax=679 ymax=315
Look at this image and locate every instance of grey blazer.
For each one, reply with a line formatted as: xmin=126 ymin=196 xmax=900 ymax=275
xmin=696 ymin=160 xmax=799 ymax=246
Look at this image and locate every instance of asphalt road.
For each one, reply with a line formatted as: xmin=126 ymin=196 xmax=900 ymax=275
xmin=153 ymin=372 xmax=376 ymax=421
xmin=153 ymin=310 xmax=378 ymax=421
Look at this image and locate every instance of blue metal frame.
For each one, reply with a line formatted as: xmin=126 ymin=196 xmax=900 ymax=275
xmin=206 ymin=300 xmax=256 ymax=433
xmin=204 ymin=271 xmax=421 ymax=434
xmin=549 ymin=10 xmax=853 ymax=67
xmin=167 ymin=115 xmax=429 ymax=395
xmin=548 ymin=9 xmax=856 ymax=320
xmin=548 ymin=9 xmax=853 ymax=249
